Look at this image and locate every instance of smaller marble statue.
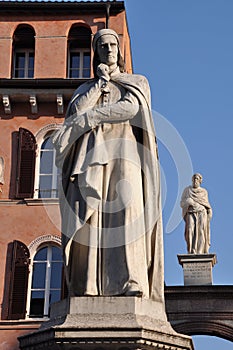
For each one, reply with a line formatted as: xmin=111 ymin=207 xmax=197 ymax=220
xmin=180 ymin=173 xmax=212 ymax=254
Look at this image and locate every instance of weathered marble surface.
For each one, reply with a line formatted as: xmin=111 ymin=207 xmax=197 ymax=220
xmin=53 ymin=29 xmax=164 ymax=301
xmin=180 ymin=173 xmax=212 ymax=254
xmin=19 ymin=297 xmax=194 ymax=350
xmin=178 ymin=254 xmax=217 ymax=285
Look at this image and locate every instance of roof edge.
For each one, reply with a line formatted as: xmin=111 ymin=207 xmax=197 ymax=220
xmin=0 ymin=1 xmax=125 ymax=13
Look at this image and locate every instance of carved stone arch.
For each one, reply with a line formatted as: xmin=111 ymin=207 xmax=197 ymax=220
xmin=175 ymin=320 xmax=233 ymax=343
xmin=28 ymin=234 xmax=61 ymax=258
xmin=165 ymin=285 xmax=233 ymax=345
xmin=35 ymin=123 xmax=62 ymax=151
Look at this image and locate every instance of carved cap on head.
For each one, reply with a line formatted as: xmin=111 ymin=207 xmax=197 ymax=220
xmin=192 ymin=173 xmax=203 ymax=183
xmin=92 ymin=28 xmax=124 ymax=76
xmin=92 ymin=28 xmax=120 ymax=50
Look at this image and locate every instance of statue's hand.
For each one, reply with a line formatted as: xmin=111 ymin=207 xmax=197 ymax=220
xmin=85 ymin=109 xmax=101 ymax=129
xmin=97 ymin=63 xmax=110 ymax=81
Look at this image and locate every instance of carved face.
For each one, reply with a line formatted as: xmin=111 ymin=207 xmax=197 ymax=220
xmin=96 ymin=34 xmax=118 ymax=66
xmin=192 ymin=175 xmax=201 ymax=188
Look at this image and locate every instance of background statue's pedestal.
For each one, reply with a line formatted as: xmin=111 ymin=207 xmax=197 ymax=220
xmin=19 ymin=297 xmax=194 ymax=350
xmin=178 ymin=254 xmax=217 ymax=286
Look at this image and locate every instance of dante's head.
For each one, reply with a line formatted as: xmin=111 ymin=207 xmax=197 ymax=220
xmin=92 ymin=29 xmax=124 ymax=76
xmin=192 ymin=173 xmax=202 ymax=188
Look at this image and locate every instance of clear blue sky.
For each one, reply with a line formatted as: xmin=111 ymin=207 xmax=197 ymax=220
xmin=124 ymin=0 xmax=233 ymax=349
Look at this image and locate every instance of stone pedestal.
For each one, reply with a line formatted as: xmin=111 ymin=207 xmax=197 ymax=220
xmin=178 ymin=254 xmax=217 ymax=286
xmin=18 ymin=297 xmax=194 ymax=350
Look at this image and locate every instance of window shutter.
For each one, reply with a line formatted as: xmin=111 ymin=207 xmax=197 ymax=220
xmin=8 ymin=240 xmax=30 ymax=320
xmin=1 ymin=242 xmax=14 ymax=320
xmin=16 ymin=128 xmax=36 ymax=198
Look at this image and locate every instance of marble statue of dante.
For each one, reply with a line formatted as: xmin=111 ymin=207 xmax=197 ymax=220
xmin=53 ymin=29 xmax=164 ymax=301
xmin=180 ymin=173 xmax=212 ymax=254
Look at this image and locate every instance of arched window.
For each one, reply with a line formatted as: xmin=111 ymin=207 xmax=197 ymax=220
xmin=37 ymin=135 xmax=60 ymax=199
xmin=12 ymin=24 xmax=35 ymax=78
xmin=29 ymin=245 xmax=63 ymax=318
xmin=67 ymin=25 xmax=91 ymax=78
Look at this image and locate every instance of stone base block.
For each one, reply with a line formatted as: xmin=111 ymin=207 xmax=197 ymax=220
xmin=178 ymin=253 xmax=217 ymax=286
xmin=19 ymin=297 xmax=194 ymax=350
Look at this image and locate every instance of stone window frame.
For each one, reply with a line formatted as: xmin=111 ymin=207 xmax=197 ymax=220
xmin=68 ymin=48 xmax=91 ymax=78
xmin=26 ymin=234 xmax=62 ymax=320
xmin=34 ymin=124 xmax=62 ymax=200
xmin=13 ymin=48 xmax=35 ymax=78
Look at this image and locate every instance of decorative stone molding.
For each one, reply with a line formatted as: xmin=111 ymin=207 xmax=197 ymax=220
xmin=2 ymin=95 xmax=11 ymax=114
xmin=28 ymin=234 xmax=61 ymax=257
xmin=29 ymin=94 xmax=38 ymax=114
xmin=34 ymin=123 xmax=62 ymax=158
xmin=35 ymin=123 xmax=62 ymax=145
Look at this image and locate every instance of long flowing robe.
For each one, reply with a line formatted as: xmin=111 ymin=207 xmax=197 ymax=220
xmin=180 ymin=186 xmax=212 ymax=254
xmin=53 ymin=70 xmax=164 ymax=302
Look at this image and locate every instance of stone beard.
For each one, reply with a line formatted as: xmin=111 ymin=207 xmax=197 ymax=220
xmin=53 ymin=29 xmax=164 ymax=302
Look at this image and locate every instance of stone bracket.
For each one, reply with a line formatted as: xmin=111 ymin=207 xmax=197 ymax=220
xmin=57 ymin=94 xmax=64 ymax=114
xmin=29 ymin=94 xmax=38 ymax=114
xmin=2 ymin=95 xmax=11 ymax=114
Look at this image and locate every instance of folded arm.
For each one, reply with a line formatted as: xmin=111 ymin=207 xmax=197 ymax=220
xmin=69 ymin=77 xmax=109 ymax=116
xmin=85 ymin=91 xmax=139 ymax=128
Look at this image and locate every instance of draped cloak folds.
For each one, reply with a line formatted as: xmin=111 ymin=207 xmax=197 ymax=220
xmin=180 ymin=186 xmax=212 ymax=253
xmin=53 ymin=72 xmax=164 ymax=302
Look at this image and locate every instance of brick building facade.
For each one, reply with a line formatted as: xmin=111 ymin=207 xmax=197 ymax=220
xmin=0 ymin=1 xmax=132 ymax=348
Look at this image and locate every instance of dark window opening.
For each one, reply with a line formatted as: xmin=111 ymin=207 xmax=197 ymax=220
xmin=68 ymin=25 xmax=91 ymax=78
xmin=12 ymin=25 xmax=35 ymax=78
